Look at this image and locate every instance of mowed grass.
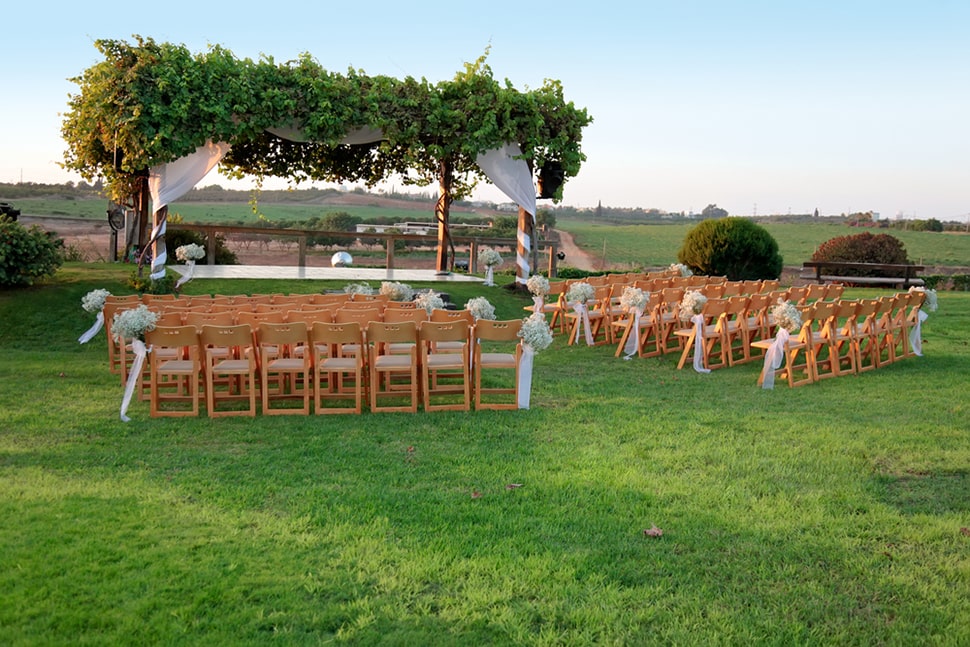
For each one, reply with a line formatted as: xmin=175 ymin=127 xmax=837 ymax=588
xmin=1 ymin=264 xmax=969 ymax=645
xmin=556 ymin=216 xmax=970 ymax=269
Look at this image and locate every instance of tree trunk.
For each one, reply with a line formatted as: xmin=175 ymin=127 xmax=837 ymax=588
xmin=435 ymin=158 xmax=454 ymax=273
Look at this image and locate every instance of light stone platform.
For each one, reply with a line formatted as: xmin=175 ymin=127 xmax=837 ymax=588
xmin=173 ymin=264 xmax=484 ymax=283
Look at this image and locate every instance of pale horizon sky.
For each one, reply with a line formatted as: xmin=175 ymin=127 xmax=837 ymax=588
xmin=2 ymin=1 xmax=968 ymax=221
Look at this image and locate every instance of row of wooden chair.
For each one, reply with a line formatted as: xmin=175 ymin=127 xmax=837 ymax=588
xmin=140 ymin=318 xmax=527 ymax=418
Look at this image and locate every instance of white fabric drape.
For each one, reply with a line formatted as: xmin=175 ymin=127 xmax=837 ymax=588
xmin=909 ymin=309 xmax=929 ymax=356
xmin=760 ymin=328 xmax=790 ymax=389
xmin=570 ymin=302 xmax=594 ymax=346
xmin=622 ymin=308 xmax=644 ymax=359
xmin=484 ymin=266 xmax=495 ymax=286
xmin=690 ymin=314 xmax=712 ymax=373
xmin=120 ymin=339 xmax=148 ymax=422
xmin=78 ymin=311 xmax=105 ymax=344
xmin=175 ymin=260 xmax=196 ymax=289
xmin=476 ymin=143 xmax=537 ymax=283
xmin=148 ymin=141 xmax=231 ymax=279
xmin=517 ymin=344 xmax=536 ymax=409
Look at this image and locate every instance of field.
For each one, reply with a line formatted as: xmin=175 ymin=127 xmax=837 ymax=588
xmin=1 ymin=264 xmax=968 ymax=644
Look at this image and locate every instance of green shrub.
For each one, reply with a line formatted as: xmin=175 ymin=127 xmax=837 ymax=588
xmin=811 ymin=232 xmax=910 ymax=277
xmin=952 ymin=274 xmax=970 ymax=291
xmin=165 ymin=228 xmax=238 ymax=265
xmin=923 ymin=275 xmax=947 ymax=290
xmin=127 ymin=269 xmax=176 ymax=295
xmin=0 ymin=217 xmax=64 ymax=287
xmin=677 ymin=217 xmax=783 ymax=280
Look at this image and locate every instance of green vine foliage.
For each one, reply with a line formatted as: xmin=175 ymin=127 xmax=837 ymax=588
xmin=61 ymin=37 xmax=593 ymax=206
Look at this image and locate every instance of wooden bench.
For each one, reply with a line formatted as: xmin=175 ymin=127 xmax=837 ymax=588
xmin=800 ymin=261 xmax=924 ymax=288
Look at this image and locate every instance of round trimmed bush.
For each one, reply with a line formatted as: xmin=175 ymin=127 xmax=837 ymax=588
xmin=0 ymin=218 xmax=64 ymax=287
xmin=677 ymin=217 xmax=783 ymax=280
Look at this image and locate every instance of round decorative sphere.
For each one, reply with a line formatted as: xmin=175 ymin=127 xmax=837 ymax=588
xmin=331 ymin=251 xmax=353 ymax=267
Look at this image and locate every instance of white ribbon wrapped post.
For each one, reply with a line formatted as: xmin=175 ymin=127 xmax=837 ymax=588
xmin=909 ymin=309 xmax=929 ymax=356
xmin=484 ymin=265 xmax=495 ymax=286
xmin=517 ymin=344 xmax=536 ymax=409
xmin=571 ymin=302 xmax=594 ymax=346
xmin=175 ymin=260 xmax=196 ymax=289
xmin=623 ymin=308 xmax=644 ymax=359
xmin=120 ymin=339 xmax=149 ymax=422
xmin=760 ymin=328 xmax=790 ymax=389
xmin=78 ymin=310 xmax=105 ymax=344
xmin=691 ymin=313 xmax=712 ymax=374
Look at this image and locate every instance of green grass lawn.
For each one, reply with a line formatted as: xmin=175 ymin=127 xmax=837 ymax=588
xmin=1 ymin=264 xmax=969 ymax=645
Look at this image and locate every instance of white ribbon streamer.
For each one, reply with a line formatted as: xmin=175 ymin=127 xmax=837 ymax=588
xmin=623 ymin=307 xmax=644 ymax=359
xmin=760 ymin=328 xmax=790 ymax=389
xmin=571 ymin=302 xmax=594 ymax=346
xmin=120 ymin=339 xmax=148 ymax=422
xmin=517 ymin=344 xmax=536 ymax=409
xmin=175 ymin=260 xmax=196 ymax=289
xmin=909 ymin=309 xmax=929 ymax=356
xmin=691 ymin=313 xmax=712 ymax=373
xmin=532 ymin=295 xmax=544 ymax=313
xmin=78 ymin=310 xmax=105 ymax=344
xmin=484 ymin=265 xmax=495 ymax=286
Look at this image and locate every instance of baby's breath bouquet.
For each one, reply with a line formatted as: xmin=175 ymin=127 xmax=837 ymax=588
xmin=343 ymin=282 xmax=374 ymax=296
xmin=175 ymin=243 xmax=205 ymax=262
xmin=670 ymin=263 xmax=693 ymax=277
xmin=620 ymin=286 xmax=648 ymax=312
xmin=771 ymin=299 xmax=802 ymax=333
xmin=910 ymin=286 xmax=938 ymax=312
xmin=518 ymin=313 xmax=553 ymax=352
xmin=414 ymin=289 xmax=445 ymax=315
xmin=465 ymin=296 xmax=496 ymax=321
xmin=526 ymin=274 xmax=550 ymax=297
xmin=679 ymin=290 xmax=707 ymax=320
xmin=566 ymin=281 xmax=595 ymax=304
xmin=380 ymin=281 xmax=414 ymax=302
xmin=111 ymin=304 xmax=159 ymax=343
xmin=478 ymin=247 xmax=503 ymax=268
xmin=78 ymin=289 xmax=113 ymax=343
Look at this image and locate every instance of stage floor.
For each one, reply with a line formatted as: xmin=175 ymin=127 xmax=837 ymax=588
xmin=174 ymin=265 xmax=485 ymax=283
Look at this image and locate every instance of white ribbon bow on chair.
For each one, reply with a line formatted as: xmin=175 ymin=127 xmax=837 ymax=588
xmin=760 ymin=328 xmax=789 ymax=389
xmin=120 ymin=339 xmax=150 ymax=422
xmin=571 ymin=302 xmax=594 ymax=346
xmin=691 ymin=313 xmax=711 ymax=374
xmin=909 ymin=309 xmax=929 ymax=356
xmin=622 ymin=307 xmax=644 ymax=359
xmin=175 ymin=260 xmax=196 ymax=289
xmin=78 ymin=310 xmax=105 ymax=344
xmin=517 ymin=344 xmax=536 ymax=409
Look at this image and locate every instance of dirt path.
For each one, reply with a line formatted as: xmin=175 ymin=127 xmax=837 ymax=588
xmin=553 ymin=229 xmax=600 ymax=272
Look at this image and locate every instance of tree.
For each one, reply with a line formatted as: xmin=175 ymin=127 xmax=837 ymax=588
xmin=700 ymin=204 xmax=728 ymax=219
xmin=677 ymin=217 xmax=783 ymax=280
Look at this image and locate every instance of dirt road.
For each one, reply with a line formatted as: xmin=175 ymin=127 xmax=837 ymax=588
xmin=553 ymin=229 xmax=599 ymax=271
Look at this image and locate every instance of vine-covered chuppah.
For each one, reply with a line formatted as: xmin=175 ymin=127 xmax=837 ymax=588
xmin=61 ymin=36 xmax=592 ymax=282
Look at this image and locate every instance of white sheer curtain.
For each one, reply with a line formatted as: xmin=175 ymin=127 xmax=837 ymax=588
xmin=147 ymin=141 xmax=231 ymax=279
xmin=476 ymin=143 xmax=537 ymax=282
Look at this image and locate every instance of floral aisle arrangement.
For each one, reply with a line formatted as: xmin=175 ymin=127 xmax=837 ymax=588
xmin=619 ymin=286 xmax=649 ymax=359
xmin=380 ymin=281 xmax=414 ymax=302
xmin=112 ymin=305 xmax=160 ymax=421
xmin=670 ymin=263 xmax=693 ymax=277
xmin=78 ymin=288 xmax=111 ymax=343
xmin=478 ymin=247 xmax=503 ymax=286
xmin=465 ymin=296 xmax=496 ymax=321
xmin=527 ymin=274 xmax=551 ymax=313
xmin=908 ymin=286 xmax=938 ymax=356
xmin=516 ymin=313 xmax=554 ymax=409
xmin=174 ymin=243 xmax=205 ymax=288
xmin=414 ymin=289 xmax=445 ymax=315
xmin=680 ymin=290 xmax=710 ymax=373
xmin=761 ymin=299 xmax=802 ymax=390
xmin=566 ymin=281 xmax=596 ymax=345
xmin=343 ymin=282 xmax=375 ymax=296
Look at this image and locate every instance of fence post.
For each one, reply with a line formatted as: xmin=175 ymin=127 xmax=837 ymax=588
xmin=386 ymin=237 xmax=395 ymax=269
xmin=205 ymin=227 xmax=217 ymax=265
xmin=469 ymin=240 xmax=479 ymax=274
xmin=298 ymin=236 xmax=307 ymax=268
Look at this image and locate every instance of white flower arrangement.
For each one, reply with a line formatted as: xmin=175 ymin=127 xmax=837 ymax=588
xmin=619 ymin=286 xmax=649 ymax=312
xmin=111 ymin=305 xmax=159 ymax=343
xmin=380 ymin=281 xmax=414 ymax=302
xmin=910 ymin=286 xmax=938 ymax=312
xmin=81 ymin=289 xmax=111 ymax=313
xmin=478 ymin=246 xmax=503 ymax=268
xmin=414 ymin=289 xmax=445 ymax=315
xmin=526 ymin=274 xmax=550 ymax=297
xmin=770 ymin=299 xmax=802 ymax=333
xmin=566 ymin=281 xmax=595 ymax=304
xmin=679 ymin=290 xmax=707 ymax=320
xmin=518 ymin=313 xmax=553 ymax=351
xmin=343 ymin=282 xmax=375 ymax=296
xmin=670 ymin=263 xmax=693 ymax=277
xmin=465 ymin=296 xmax=496 ymax=321
xmin=175 ymin=243 xmax=205 ymax=262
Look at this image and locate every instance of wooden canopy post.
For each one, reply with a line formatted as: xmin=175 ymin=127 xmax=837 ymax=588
xmin=516 ymin=206 xmax=534 ymax=284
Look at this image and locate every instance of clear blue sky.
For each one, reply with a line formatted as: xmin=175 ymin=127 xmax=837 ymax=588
xmin=3 ymin=1 xmax=968 ymax=220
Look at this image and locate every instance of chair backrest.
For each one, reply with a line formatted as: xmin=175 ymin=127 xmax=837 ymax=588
xmin=310 ymin=321 xmax=363 ymax=348
xmin=184 ymin=311 xmax=235 ymax=329
xmin=430 ymin=308 xmax=474 ymax=323
xmin=199 ymin=324 xmax=253 ymax=352
xmin=350 ymin=293 xmax=390 ymax=303
xmin=334 ymin=307 xmax=383 ymax=325
xmin=383 ymin=301 xmax=418 ymax=310
xmin=285 ymin=308 xmax=335 ymax=326
xmin=474 ymin=318 xmax=523 ymax=342
xmin=153 ymin=310 xmax=186 ymax=327
xmin=145 ymin=325 xmax=199 ymax=353
xmin=235 ymin=311 xmax=285 ymax=328
xmin=419 ymin=319 xmax=470 ymax=345
xmin=383 ymin=308 xmax=429 ymax=324
xmin=367 ymin=321 xmax=418 ymax=347
xmin=310 ymin=293 xmax=352 ymax=306
xmin=257 ymin=321 xmax=308 ymax=349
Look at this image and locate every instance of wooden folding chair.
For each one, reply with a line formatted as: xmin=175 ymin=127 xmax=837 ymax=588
xmin=311 ymin=322 xmax=366 ymax=414
xmin=751 ymin=316 xmax=816 ymax=388
xmin=472 ymin=319 xmax=523 ymax=410
xmin=257 ymin=322 xmax=311 ymax=415
xmin=145 ymin=325 xmax=201 ymax=417
xmin=675 ymin=298 xmax=730 ymax=370
xmin=367 ymin=321 xmax=419 ymax=413
xmin=611 ymin=292 xmax=662 ymax=359
xmin=200 ymin=324 xmax=257 ymax=417
xmin=419 ymin=320 xmax=471 ymax=411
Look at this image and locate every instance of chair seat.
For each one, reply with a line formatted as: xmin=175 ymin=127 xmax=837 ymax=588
xmin=479 ymin=352 xmax=517 ymax=368
xmin=157 ymin=359 xmax=196 ymax=374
